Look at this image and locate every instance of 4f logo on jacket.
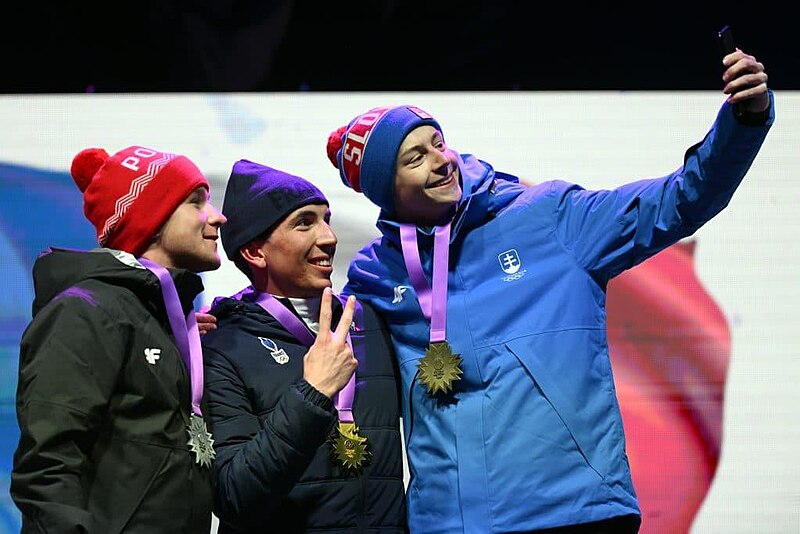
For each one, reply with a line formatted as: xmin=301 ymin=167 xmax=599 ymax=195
xmin=259 ymin=337 xmax=289 ymax=365
xmin=144 ymin=347 xmax=161 ymax=365
xmin=392 ymin=285 xmax=411 ymax=304
xmin=498 ymin=249 xmax=526 ymax=282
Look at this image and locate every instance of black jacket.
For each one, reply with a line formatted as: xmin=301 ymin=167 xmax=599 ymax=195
xmin=11 ymin=248 xmax=213 ymax=533
xmin=202 ymin=290 xmax=406 ymax=533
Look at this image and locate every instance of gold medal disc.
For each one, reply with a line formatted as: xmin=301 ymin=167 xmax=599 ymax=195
xmin=330 ymin=421 xmax=370 ymax=472
xmin=418 ymin=341 xmax=463 ymax=395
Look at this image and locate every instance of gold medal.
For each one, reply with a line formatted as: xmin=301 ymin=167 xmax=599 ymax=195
xmin=330 ymin=421 xmax=370 ymax=472
xmin=418 ymin=341 xmax=463 ymax=395
xmin=187 ymin=414 xmax=216 ymax=468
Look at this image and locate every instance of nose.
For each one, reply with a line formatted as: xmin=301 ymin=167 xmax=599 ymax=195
xmin=432 ymin=148 xmax=450 ymax=173
xmin=206 ymin=202 xmax=227 ymax=227
xmin=318 ymin=220 xmax=337 ymax=247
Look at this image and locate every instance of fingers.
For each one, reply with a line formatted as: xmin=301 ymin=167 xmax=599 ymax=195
xmin=722 ymin=52 xmax=765 ymax=84
xmin=721 ymin=50 xmax=769 ymax=107
xmin=317 ymin=287 xmax=333 ymax=341
xmin=727 ymin=81 xmax=769 ymax=105
xmin=335 ymin=295 xmax=356 ymax=339
xmin=196 ymin=312 xmax=217 ymax=336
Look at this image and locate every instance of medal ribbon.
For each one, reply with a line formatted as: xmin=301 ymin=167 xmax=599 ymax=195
xmin=139 ymin=258 xmax=203 ymax=416
xmin=399 ymin=223 xmax=451 ymax=343
xmin=253 ymin=292 xmax=361 ymax=423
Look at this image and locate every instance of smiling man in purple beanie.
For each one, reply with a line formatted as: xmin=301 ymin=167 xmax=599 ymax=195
xmin=201 ymin=159 xmax=406 ymax=533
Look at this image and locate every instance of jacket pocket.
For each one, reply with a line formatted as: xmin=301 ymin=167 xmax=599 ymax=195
xmin=88 ymin=440 xmax=172 ymax=532
xmin=505 ymin=336 xmax=608 ymax=479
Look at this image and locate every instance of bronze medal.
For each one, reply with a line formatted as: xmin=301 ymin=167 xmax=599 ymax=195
xmin=187 ymin=414 xmax=216 ymax=468
xmin=418 ymin=341 xmax=463 ymax=395
xmin=330 ymin=421 xmax=370 ymax=472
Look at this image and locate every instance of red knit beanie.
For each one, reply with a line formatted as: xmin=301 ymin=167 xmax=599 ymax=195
xmin=70 ymin=145 xmax=210 ymax=256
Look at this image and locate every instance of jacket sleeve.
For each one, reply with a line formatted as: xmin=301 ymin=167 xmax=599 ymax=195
xmin=552 ymin=95 xmax=774 ymax=281
xmin=11 ymin=297 xmax=124 ymax=533
xmin=203 ymin=344 xmax=337 ymax=530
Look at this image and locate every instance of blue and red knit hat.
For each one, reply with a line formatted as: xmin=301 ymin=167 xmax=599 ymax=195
xmin=326 ymin=105 xmax=441 ymax=216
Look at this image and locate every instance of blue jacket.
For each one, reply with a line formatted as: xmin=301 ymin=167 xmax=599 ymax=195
xmin=343 ymin=98 xmax=774 ymax=533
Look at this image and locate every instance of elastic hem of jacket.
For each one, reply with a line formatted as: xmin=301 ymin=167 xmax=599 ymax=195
xmin=295 ymin=379 xmax=334 ymax=411
xmin=734 ymin=102 xmax=771 ymax=126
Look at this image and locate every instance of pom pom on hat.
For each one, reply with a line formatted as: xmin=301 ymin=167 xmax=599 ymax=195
xmin=327 ymin=105 xmax=441 ymax=216
xmin=72 ymin=145 xmax=209 ymax=256
xmin=326 ymin=125 xmax=346 ymax=170
xmin=70 ymin=148 xmax=109 ymax=192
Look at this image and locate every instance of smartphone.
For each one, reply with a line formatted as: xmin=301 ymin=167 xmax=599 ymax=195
xmin=718 ymin=25 xmax=736 ymax=58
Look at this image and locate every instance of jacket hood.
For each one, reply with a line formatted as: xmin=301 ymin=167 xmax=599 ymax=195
xmin=31 ymin=247 xmax=203 ymax=317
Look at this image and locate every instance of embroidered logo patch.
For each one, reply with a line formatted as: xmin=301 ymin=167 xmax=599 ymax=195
xmin=259 ymin=337 xmax=289 ymax=365
xmin=498 ymin=249 xmax=527 ymax=282
xmin=392 ymin=285 xmax=411 ymax=304
xmin=144 ymin=347 xmax=161 ymax=365
xmin=498 ymin=249 xmax=521 ymax=274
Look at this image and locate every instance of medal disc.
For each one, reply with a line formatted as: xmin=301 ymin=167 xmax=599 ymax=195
xmin=187 ymin=414 xmax=216 ymax=468
xmin=418 ymin=341 xmax=463 ymax=395
xmin=330 ymin=421 xmax=370 ymax=472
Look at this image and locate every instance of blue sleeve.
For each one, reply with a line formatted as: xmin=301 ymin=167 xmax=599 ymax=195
xmin=554 ymin=95 xmax=774 ymax=281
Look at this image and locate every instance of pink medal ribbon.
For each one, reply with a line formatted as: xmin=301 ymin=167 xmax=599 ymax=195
xmin=399 ymin=223 xmax=463 ymax=395
xmin=399 ymin=223 xmax=451 ymax=343
xmin=139 ymin=258 xmax=204 ymax=416
xmin=253 ymin=292 xmax=360 ymax=423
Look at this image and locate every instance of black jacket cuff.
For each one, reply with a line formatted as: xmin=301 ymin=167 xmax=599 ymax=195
xmin=295 ymin=379 xmax=334 ymax=412
xmin=734 ymin=103 xmax=771 ymax=126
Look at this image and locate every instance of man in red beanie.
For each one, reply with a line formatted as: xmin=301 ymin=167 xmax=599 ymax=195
xmin=11 ymin=145 xmax=226 ymax=533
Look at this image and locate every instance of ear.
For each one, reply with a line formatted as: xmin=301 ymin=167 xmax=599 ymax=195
xmin=239 ymin=240 xmax=268 ymax=270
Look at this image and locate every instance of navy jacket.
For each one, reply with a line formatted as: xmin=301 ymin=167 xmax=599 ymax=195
xmin=202 ymin=290 xmax=406 ymax=533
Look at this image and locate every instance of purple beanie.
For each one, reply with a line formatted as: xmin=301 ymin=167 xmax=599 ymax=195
xmin=221 ymin=159 xmax=327 ymax=260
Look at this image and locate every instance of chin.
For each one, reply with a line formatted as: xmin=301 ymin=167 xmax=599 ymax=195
xmin=192 ymin=255 xmax=222 ymax=273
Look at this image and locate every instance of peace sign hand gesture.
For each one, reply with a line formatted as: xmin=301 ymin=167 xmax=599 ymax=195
xmin=303 ymin=288 xmax=358 ymax=399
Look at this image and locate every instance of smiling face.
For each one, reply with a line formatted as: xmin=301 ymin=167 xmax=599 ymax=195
xmin=258 ymin=203 xmax=337 ymax=298
xmin=393 ymin=125 xmax=462 ymax=226
xmin=142 ymin=186 xmax=226 ymax=272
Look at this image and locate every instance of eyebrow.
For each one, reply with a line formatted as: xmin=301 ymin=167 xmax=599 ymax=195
xmin=289 ymin=208 xmax=322 ymax=222
xmin=398 ymin=143 xmax=425 ymax=160
xmin=188 ymin=188 xmax=205 ymax=201
xmin=398 ymin=132 xmax=443 ymax=160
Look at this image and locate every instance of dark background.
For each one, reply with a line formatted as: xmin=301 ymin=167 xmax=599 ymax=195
xmin=3 ymin=1 xmax=796 ymax=94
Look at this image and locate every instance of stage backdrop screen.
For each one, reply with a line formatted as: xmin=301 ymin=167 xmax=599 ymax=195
xmin=0 ymin=92 xmax=797 ymax=533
